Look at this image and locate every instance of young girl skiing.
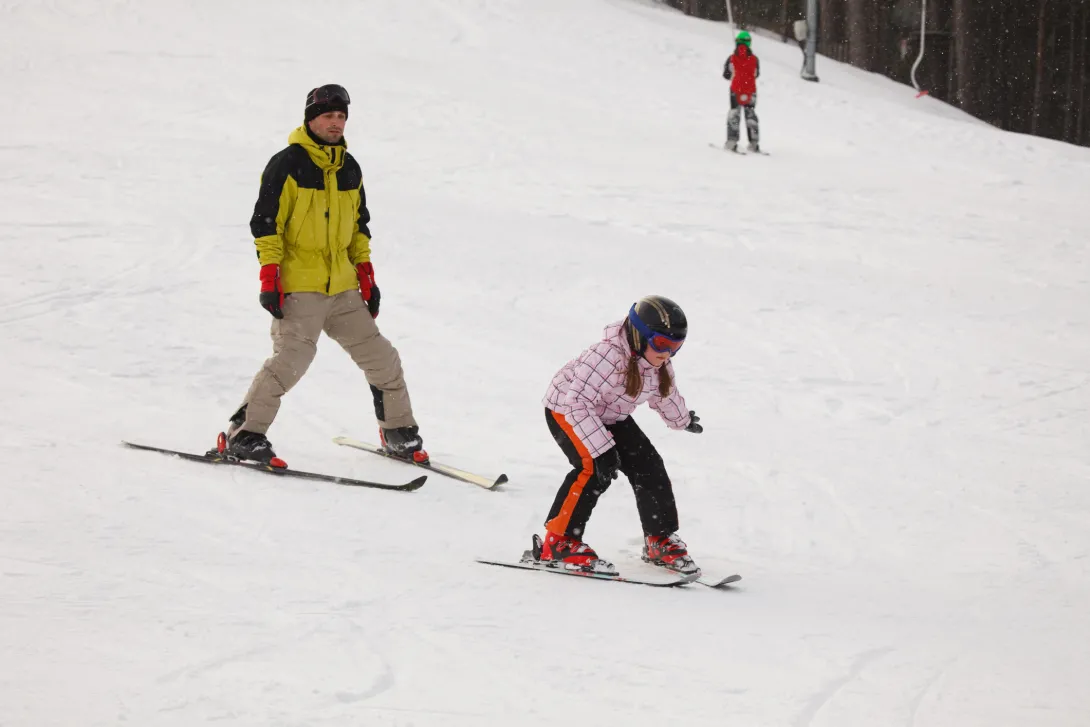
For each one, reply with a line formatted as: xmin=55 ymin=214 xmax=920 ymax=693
xmin=534 ymin=296 xmax=704 ymax=575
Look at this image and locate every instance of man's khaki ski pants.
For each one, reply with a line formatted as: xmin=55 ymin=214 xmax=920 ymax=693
xmin=231 ymin=291 xmax=416 ymax=437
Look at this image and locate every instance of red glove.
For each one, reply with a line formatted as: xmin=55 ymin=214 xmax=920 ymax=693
xmin=356 ymin=262 xmax=380 ymax=318
xmin=259 ymin=264 xmax=284 ymax=319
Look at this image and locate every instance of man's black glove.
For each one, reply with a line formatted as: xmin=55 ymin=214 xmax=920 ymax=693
xmin=356 ymin=263 xmax=381 ymax=319
xmin=684 ymin=411 xmax=703 ymax=434
xmin=593 ymin=448 xmax=621 ymax=486
xmin=366 ymin=284 xmax=381 ymax=318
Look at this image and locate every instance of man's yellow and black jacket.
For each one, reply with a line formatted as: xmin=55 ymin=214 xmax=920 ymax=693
xmin=249 ymin=126 xmax=372 ymax=296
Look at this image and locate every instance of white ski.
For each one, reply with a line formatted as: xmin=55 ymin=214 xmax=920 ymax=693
xmin=333 ymin=436 xmax=507 ymax=490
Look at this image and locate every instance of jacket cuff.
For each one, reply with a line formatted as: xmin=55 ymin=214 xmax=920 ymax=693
xmin=254 ymin=235 xmax=284 ymax=266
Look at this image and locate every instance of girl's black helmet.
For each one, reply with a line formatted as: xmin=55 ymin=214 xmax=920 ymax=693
xmin=625 ymin=296 xmax=687 ymax=354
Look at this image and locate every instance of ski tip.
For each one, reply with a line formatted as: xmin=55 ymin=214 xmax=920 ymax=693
xmin=122 ymin=440 xmax=165 ymax=454
xmin=701 ymin=574 xmax=743 ymax=588
xmin=491 ymin=473 xmax=510 ymax=488
xmin=406 ymin=475 xmax=428 ymax=491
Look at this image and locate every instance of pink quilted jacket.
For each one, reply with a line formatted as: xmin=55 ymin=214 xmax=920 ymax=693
xmin=543 ymin=321 xmax=692 ymax=457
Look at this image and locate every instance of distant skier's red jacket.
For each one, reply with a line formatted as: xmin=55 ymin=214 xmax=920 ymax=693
xmin=723 ymin=44 xmax=760 ymax=101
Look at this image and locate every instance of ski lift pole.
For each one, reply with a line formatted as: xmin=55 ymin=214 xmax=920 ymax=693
xmin=801 ymin=0 xmax=819 ymax=82
xmin=724 ymin=0 xmax=734 ymax=35
xmin=910 ymin=0 xmax=929 ymax=97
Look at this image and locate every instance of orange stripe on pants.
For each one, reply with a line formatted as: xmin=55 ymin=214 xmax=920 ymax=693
xmin=545 ymin=410 xmax=595 ymax=537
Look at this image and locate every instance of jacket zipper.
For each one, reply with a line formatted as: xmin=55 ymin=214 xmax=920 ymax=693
xmin=325 ymin=154 xmax=334 ymax=294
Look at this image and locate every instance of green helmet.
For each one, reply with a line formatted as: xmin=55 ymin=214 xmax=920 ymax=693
xmin=735 ymin=30 xmax=752 ymax=47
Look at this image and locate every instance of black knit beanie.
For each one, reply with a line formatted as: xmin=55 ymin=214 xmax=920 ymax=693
xmin=304 ymin=85 xmax=350 ymax=123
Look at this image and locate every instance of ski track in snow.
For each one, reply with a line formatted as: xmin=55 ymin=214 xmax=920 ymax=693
xmin=794 ymin=646 xmax=894 ymax=727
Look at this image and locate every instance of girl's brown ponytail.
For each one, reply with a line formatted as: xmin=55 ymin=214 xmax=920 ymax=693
xmin=625 ymin=355 xmax=672 ymax=398
xmin=658 ymin=364 xmax=672 ymax=397
xmin=624 ymin=356 xmax=642 ymax=397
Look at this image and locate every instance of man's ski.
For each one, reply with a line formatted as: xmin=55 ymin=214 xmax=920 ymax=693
xmin=477 ymin=556 xmax=699 ymax=588
xmin=332 ymin=436 xmax=507 ymax=490
xmin=122 ymin=441 xmax=426 ymax=491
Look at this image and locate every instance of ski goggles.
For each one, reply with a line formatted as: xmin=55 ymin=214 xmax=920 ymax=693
xmin=307 ymin=84 xmax=351 ymax=108
xmin=628 ymin=305 xmax=685 ymax=355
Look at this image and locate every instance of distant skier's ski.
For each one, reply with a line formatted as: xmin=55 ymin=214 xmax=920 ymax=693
xmin=710 ymin=142 xmax=744 ymax=154
xmin=709 ymin=142 xmax=767 ymax=156
xmin=333 ymin=436 xmax=507 ymax=490
xmin=122 ymin=441 xmax=426 ymax=491
xmin=477 ymin=556 xmax=699 ymax=587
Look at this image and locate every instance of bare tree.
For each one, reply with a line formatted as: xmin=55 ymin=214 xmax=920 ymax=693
xmin=1076 ymin=6 xmax=1085 ymax=143
xmin=846 ymin=0 xmax=870 ymax=69
xmin=952 ymin=0 xmax=972 ymax=114
xmin=1066 ymin=3 xmax=1077 ymax=138
xmin=1032 ymin=0 xmax=1048 ymax=135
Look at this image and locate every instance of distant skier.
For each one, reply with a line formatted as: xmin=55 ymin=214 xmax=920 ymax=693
xmin=220 ymin=84 xmax=426 ymax=466
xmin=534 ymin=296 xmax=704 ymax=576
xmin=723 ymin=30 xmax=761 ymax=153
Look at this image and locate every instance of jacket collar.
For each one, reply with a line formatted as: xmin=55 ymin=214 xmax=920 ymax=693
xmin=289 ymin=125 xmax=348 ymax=171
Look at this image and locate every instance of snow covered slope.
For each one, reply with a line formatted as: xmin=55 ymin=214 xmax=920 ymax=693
xmin=2 ymin=0 xmax=1088 ymax=725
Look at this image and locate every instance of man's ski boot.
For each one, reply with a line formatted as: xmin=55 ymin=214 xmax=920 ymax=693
xmin=379 ymin=425 xmax=429 ymax=464
xmin=725 ymin=140 xmax=739 ymax=152
xmin=214 ymin=430 xmax=286 ymax=468
xmin=531 ymin=532 xmax=618 ymax=575
xmin=642 ymin=533 xmax=700 ymax=575
xmin=747 ymin=142 xmax=761 ymax=153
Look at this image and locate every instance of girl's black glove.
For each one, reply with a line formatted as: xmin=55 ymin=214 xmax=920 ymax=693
xmin=685 ymin=411 xmax=703 ymax=434
xmin=594 ymin=448 xmax=621 ymax=486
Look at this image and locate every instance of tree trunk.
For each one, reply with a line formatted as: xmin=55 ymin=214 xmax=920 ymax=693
xmin=846 ymin=0 xmax=869 ymax=69
xmin=982 ymin=3 xmax=1001 ymax=125
xmin=1006 ymin=4 xmax=1022 ymax=131
xmin=1076 ymin=7 xmax=1085 ymax=144
xmin=1031 ymin=0 xmax=1048 ymax=135
xmin=952 ymin=0 xmax=973 ymax=113
xmin=1065 ymin=3 xmax=1076 ymax=139
xmin=818 ymin=0 xmax=832 ymax=46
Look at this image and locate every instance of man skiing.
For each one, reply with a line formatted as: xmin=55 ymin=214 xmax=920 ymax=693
xmin=220 ymin=84 xmax=426 ymax=466
xmin=722 ymin=30 xmax=761 ymax=153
